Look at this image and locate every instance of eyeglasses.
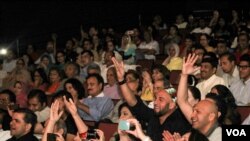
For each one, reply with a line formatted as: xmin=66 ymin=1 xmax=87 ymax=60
xmin=238 ymin=65 xmax=250 ymax=70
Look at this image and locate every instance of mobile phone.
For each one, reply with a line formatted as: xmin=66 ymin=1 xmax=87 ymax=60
xmin=86 ymin=129 xmax=99 ymax=140
xmin=47 ymin=133 xmax=58 ymax=141
xmin=118 ymin=120 xmax=135 ymax=131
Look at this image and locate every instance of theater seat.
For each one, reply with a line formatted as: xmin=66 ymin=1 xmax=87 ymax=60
xmin=98 ymin=122 xmax=118 ymax=140
xmin=236 ymin=106 xmax=250 ymax=123
xmin=83 ymin=120 xmax=97 ymax=128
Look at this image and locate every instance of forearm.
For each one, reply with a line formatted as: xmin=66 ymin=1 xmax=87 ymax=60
xmin=41 ymin=120 xmax=56 ymax=141
xmin=77 ymin=103 xmax=90 ymax=114
xmin=72 ymin=114 xmax=88 ymax=133
xmin=120 ymin=82 xmax=137 ymax=106
xmin=177 ymin=73 xmax=193 ymax=123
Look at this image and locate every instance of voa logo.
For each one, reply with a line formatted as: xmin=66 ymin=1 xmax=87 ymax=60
xmin=226 ymin=129 xmax=246 ymax=136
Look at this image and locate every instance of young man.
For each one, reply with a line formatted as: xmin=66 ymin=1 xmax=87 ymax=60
xmin=219 ymin=52 xmax=239 ymax=88
xmin=27 ymin=89 xmax=50 ymax=123
xmin=7 ymin=108 xmax=38 ymax=141
xmin=230 ymin=54 xmax=250 ymax=106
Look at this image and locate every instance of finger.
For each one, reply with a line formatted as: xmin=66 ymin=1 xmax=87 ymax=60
xmin=59 ymin=110 xmax=64 ymax=118
xmin=190 ymin=54 xmax=198 ymax=65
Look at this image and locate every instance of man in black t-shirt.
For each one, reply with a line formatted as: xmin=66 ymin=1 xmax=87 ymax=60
xmin=112 ymin=57 xmax=191 ymax=141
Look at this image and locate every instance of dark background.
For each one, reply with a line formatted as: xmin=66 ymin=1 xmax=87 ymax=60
xmin=0 ymin=0 xmax=248 ymax=55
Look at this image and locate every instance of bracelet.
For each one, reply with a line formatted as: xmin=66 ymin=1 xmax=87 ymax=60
xmin=118 ymin=79 xmax=126 ymax=85
xmin=79 ymin=131 xmax=87 ymax=139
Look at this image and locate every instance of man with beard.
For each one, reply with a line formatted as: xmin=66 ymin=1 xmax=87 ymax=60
xmin=112 ymin=57 xmax=191 ymax=141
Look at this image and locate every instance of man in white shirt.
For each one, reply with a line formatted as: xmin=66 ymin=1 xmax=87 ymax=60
xmin=230 ymin=54 xmax=250 ymax=106
xmin=219 ymin=52 xmax=240 ymax=88
xmin=137 ymin=30 xmax=159 ymax=60
xmin=196 ymin=57 xmax=225 ymax=99
xmin=191 ymin=18 xmax=212 ymax=35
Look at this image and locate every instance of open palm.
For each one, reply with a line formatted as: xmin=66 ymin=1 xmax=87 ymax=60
xmin=112 ymin=57 xmax=125 ymax=81
xmin=182 ymin=54 xmax=200 ymax=75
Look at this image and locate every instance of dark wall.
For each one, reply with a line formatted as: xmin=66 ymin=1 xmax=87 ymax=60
xmin=0 ymin=1 xmax=248 ymax=52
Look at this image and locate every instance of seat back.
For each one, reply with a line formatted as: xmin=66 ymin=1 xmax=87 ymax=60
xmin=83 ymin=120 xmax=97 ymax=129
xmin=169 ymin=70 xmax=181 ymax=90
xmin=236 ymin=106 xmax=250 ymax=123
xmin=98 ymin=122 xmax=118 ymax=140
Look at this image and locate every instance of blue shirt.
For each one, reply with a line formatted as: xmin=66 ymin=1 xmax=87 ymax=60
xmin=78 ymin=92 xmax=114 ymax=121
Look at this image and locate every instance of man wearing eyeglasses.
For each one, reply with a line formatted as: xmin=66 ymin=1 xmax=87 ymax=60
xmin=230 ymin=54 xmax=250 ymax=106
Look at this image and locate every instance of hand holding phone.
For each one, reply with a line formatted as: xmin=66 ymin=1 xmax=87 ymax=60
xmin=118 ymin=120 xmax=135 ymax=131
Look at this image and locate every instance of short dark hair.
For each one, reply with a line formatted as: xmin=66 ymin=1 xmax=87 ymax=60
xmin=81 ymin=50 xmax=94 ymax=58
xmin=240 ymin=54 xmax=250 ymax=65
xmin=86 ymin=73 xmax=104 ymax=90
xmin=152 ymin=64 xmax=170 ymax=80
xmin=14 ymin=108 xmax=37 ymax=134
xmin=51 ymin=90 xmax=73 ymax=103
xmin=188 ymin=86 xmax=201 ymax=101
xmin=0 ymin=89 xmax=16 ymax=103
xmin=219 ymin=52 xmax=236 ymax=62
xmin=28 ymin=89 xmax=47 ymax=105
xmin=201 ymin=57 xmax=218 ymax=68
xmin=64 ymin=78 xmax=85 ymax=99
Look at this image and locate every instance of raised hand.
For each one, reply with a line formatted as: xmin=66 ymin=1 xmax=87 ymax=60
xmin=182 ymin=54 xmax=200 ymax=75
xmin=125 ymin=118 xmax=146 ymax=140
xmin=50 ymin=100 xmax=63 ymax=123
xmin=111 ymin=57 xmax=125 ymax=81
xmin=63 ymin=96 xmax=77 ymax=116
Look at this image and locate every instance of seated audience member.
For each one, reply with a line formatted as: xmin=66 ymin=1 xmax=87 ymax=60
xmin=105 ymin=69 xmax=142 ymax=123
xmin=162 ymin=43 xmax=183 ymax=71
xmin=219 ymin=52 xmax=239 ymax=88
xmin=63 ymin=62 xmax=83 ymax=82
xmin=112 ymin=57 xmax=191 ymax=141
xmin=30 ymin=68 xmax=49 ymax=91
xmin=41 ymin=100 xmax=68 ymax=141
xmin=230 ymin=54 xmax=250 ymax=106
xmin=78 ymin=73 xmax=114 ymax=121
xmin=110 ymin=102 xmax=151 ymax=141
xmin=136 ymin=29 xmax=159 ymax=61
xmin=103 ymin=67 xmax=121 ymax=99
xmin=0 ymin=89 xmax=16 ymax=130
xmin=7 ymin=108 xmax=38 ymax=141
xmin=177 ymin=54 xmax=223 ymax=141
xmin=27 ymin=89 xmax=50 ymax=123
xmin=48 ymin=90 xmax=78 ymax=141
xmin=64 ymin=78 xmax=86 ymax=104
xmin=45 ymin=67 xmax=64 ymax=106
xmin=63 ymin=95 xmax=105 ymax=141
xmin=11 ymin=81 xmax=28 ymax=108
xmin=140 ymin=70 xmax=154 ymax=103
xmin=196 ymin=56 xmax=225 ymax=99
xmin=210 ymin=85 xmax=241 ymax=125
xmin=36 ymin=54 xmax=53 ymax=76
